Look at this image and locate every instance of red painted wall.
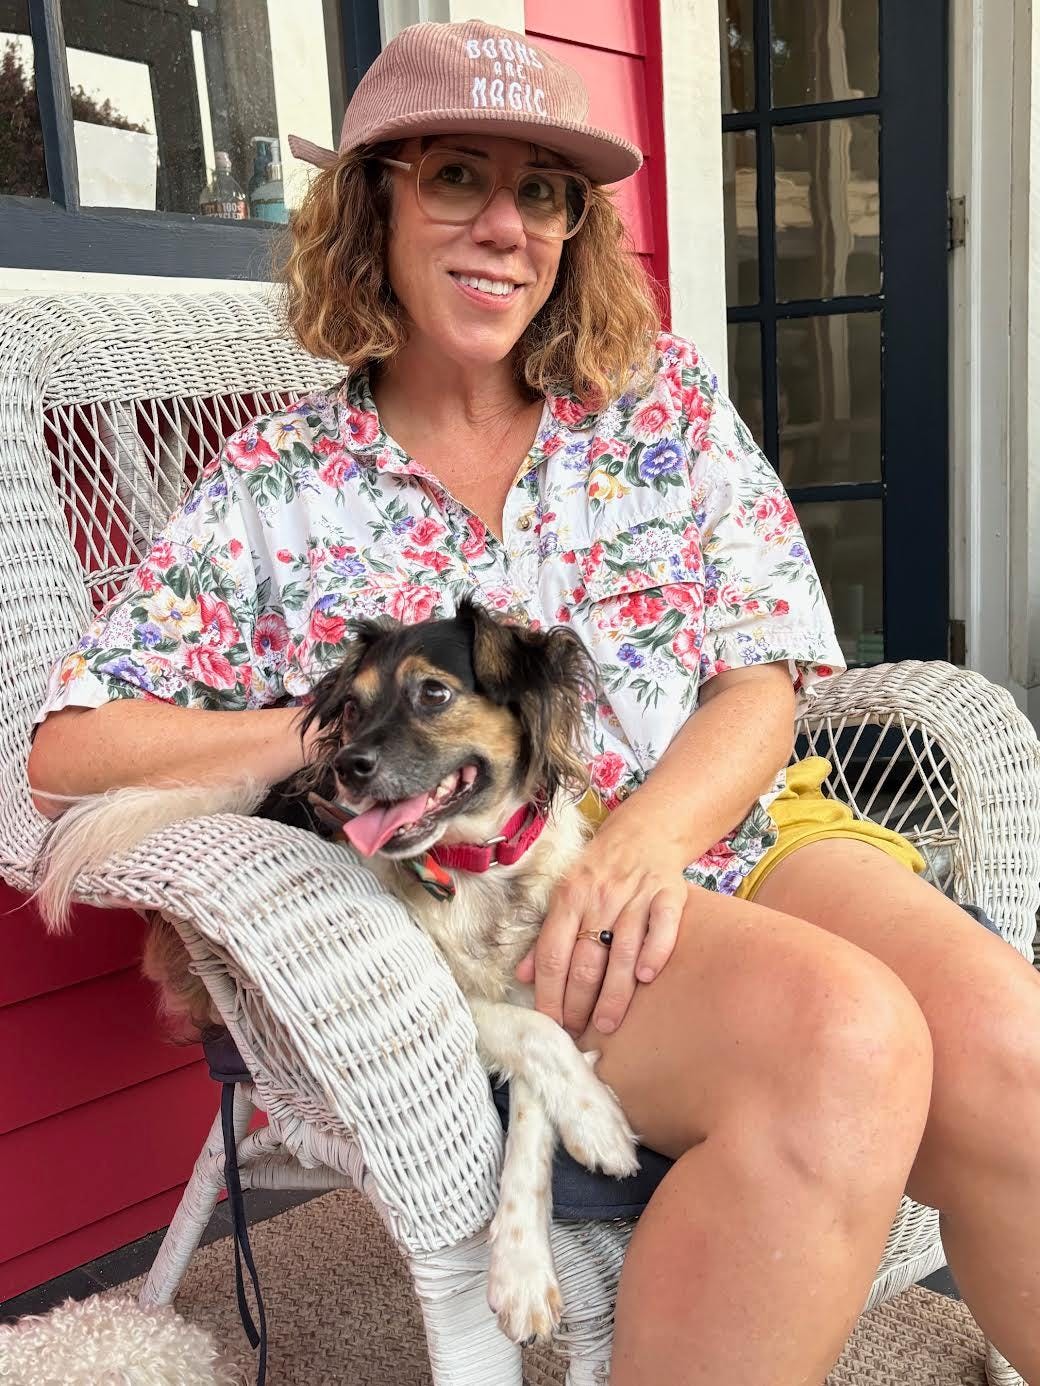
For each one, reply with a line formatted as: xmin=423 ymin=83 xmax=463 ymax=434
xmin=0 ymin=889 xmax=222 ymax=1300
xmin=525 ymin=0 xmax=670 ymax=318
xmin=0 ymin=0 xmax=671 ymax=1304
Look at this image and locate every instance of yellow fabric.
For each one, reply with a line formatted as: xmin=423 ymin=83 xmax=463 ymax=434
xmin=735 ymin=756 xmax=926 ymax=902
xmin=577 ymin=757 xmax=925 ymax=902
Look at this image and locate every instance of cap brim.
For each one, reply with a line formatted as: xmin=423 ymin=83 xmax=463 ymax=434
xmin=346 ymin=107 xmax=643 ymax=185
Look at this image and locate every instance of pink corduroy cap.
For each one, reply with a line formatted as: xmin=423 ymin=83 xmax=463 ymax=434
xmin=287 ymin=20 xmax=643 ymax=185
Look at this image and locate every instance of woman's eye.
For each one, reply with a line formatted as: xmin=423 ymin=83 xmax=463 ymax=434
xmin=418 ymin=680 xmax=453 ymax=709
xmin=519 ymin=175 xmax=555 ymax=205
xmin=434 ymin=162 xmax=474 ymax=187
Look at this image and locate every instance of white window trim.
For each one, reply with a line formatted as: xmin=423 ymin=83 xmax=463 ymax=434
xmin=380 ymin=0 xmax=524 ymax=44
xmin=950 ymin=0 xmax=1039 ymax=718
xmin=658 ymin=0 xmax=728 ymax=384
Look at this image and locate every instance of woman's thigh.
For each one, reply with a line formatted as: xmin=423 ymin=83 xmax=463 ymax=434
xmin=577 ymin=882 xmax=933 ymax=1164
xmin=750 ymin=839 xmax=1040 ymax=1205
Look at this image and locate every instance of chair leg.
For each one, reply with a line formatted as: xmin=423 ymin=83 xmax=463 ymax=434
xmin=139 ymin=1085 xmax=254 ymax=1307
xmin=986 ymin=1343 xmax=1025 ymax=1386
xmin=564 ymin=1353 xmax=611 ymax=1385
xmin=409 ymin=1230 xmax=524 ymax=1386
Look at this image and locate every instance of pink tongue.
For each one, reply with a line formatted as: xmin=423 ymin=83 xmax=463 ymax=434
xmin=343 ymin=793 xmax=431 ymax=857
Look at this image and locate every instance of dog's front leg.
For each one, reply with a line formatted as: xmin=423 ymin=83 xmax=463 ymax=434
xmin=470 ymin=997 xmax=638 ymax=1178
xmin=485 ymin=1074 xmax=561 ymax=1345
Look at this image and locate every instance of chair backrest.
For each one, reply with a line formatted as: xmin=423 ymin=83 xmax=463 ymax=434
xmin=0 ymin=291 xmax=340 ymax=889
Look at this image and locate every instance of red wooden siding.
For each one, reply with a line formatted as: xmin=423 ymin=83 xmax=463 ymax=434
xmin=0 ymin=886 xmax=222 ymax=1301
xmin=526 ymin=0 xmax=670 ymax=316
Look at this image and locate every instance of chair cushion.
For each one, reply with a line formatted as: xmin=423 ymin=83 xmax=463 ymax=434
xmin=202 ymin=902 xmax=1003 ymax=1221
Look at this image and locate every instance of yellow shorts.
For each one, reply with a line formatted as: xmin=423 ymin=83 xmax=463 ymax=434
xmin=735 ymin=756 xmax=926 ymax=902
xmin=579 ymin=756 xmax=925 ymax=902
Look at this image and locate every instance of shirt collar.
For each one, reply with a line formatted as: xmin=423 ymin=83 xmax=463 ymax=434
xmin=335 ymin=365 xmax=601 ymax=479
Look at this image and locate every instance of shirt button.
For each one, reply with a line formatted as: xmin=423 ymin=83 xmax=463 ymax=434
xmin=615 ymin=784 xmax=630 ymax=802
xmin=516 ymin=513 xmax=534 ymax=532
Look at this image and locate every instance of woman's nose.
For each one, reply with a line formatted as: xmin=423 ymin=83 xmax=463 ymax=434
xmin=470 ymin=187 xmax=527 ymax=248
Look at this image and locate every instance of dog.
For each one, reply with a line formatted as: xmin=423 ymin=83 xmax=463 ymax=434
xmin=37 ymin=598 xmax=639 ymax=1345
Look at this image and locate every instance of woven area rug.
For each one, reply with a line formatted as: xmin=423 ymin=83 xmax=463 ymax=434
xmin=109 ymin=1189 xmax=989 ymax=1385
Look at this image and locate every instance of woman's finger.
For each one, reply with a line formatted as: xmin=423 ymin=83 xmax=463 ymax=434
xmin=560 ymin=933 xmax=612 ymax=1038
xmin=531 ymin=878 xmax=589 ymax=1025
xmin=634 ymin=882 xmax=687 ymax=983
xmin=590 ymin=893 xmax=655 ymax=1035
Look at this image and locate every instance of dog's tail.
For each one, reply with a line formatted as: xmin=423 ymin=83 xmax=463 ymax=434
xmin=35 ymin=780 xmax=266 ymax=933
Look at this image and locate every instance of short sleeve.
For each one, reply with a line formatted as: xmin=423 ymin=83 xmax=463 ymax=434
xmin=36 ymin=449 xmax=288 ymax=724
xmin=682 ymin=352 xmax=847 ymax=706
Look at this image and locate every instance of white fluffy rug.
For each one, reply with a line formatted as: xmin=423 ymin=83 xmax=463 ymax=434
xmin=0 ymin=1292 xmax=244 ymax=1385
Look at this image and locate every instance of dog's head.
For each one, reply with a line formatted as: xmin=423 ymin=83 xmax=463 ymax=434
xmin=298 ymin=598 xmax=595 ymax=859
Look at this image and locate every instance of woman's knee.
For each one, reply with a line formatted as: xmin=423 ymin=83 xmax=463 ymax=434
xmin=685 ymin=914 xmax=934 ymax=1189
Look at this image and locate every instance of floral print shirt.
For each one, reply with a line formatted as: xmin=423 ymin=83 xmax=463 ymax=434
xmin=37 ymin=333 xmax=845 ymax=893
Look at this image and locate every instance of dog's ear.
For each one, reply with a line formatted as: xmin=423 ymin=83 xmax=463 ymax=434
xmin=299 ymin=616 xmax=393 ymax=735
xmin=463 ymin=597 xmax=596 ymax=803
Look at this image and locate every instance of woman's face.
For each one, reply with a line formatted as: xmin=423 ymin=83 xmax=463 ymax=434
xmin=384 ymin=134 xmax=567 ymax=373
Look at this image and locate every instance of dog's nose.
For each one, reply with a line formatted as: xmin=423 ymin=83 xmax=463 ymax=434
xmin=338 ymin=746 xmax=379 ymax=781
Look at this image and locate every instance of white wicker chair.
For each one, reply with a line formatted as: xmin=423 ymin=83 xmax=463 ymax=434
xmin=0 ymin=291 xmax=1035 ymax=1386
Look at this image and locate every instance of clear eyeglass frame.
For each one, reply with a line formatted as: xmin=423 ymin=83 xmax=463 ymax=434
xmin=378 ymin=149 xmax=593 ymax=241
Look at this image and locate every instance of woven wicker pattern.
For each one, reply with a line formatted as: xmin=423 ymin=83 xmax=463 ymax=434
xmin=1 ymin=291 xmax=1036 ymax=1385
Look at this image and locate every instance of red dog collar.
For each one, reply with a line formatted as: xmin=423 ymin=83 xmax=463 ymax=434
xmin=430 ymin=801 xmax=547 ymax=873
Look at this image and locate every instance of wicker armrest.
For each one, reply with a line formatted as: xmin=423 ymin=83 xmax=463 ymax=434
xmin=798 ymin=660 xmax=1040 ymax=958
xmin=81 ymin=810 xmax=503 ymax=1256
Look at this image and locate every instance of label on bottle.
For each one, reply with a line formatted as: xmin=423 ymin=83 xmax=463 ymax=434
xmin=199 ymin=196 xmax=248 ymax=220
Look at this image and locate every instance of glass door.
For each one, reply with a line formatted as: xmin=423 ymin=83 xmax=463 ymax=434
xmin=720 ymin=1 xmax=949 ymax=664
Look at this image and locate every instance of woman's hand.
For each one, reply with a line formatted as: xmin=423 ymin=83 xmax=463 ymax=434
xmin=514 ymin=814 xmax=689 ymax=1039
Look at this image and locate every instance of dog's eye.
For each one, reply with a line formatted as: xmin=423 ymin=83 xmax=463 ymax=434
xmin=417 ymin=679 xmax=453 ymax=710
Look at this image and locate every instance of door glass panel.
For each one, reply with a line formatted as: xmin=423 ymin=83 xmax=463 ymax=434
xmin=727 ymin=322 xmax=765 ymax=452
xmin=774 ymin=115 xmax=880 ymax=302
xmin=722 ymin=131 xmax=758 ymax=306
xmin=772 ymin=0 xmax=879 ymax=108
xmin=795 ymin=498 xmax=883 ymax=664
xmin=60 ymin=0 xmax=344 ymax=217
xmin=778 ymin=312 xmax=881 ymax=486
xmin=720 ymin=0 xmax=755 ymax=114
xmin=1 ymin=4 xmax=49 ymax=197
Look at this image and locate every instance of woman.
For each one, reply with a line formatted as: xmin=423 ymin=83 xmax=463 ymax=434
xmin=28 ymin=20 xmax=1040 ymax=1384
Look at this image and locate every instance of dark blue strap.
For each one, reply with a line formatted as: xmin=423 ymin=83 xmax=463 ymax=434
xmin=220 ymin=1082 xmax=267 ymax=1386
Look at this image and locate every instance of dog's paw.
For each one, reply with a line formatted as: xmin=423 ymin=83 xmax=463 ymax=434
xmin=487 ymin=1241 xmax=562 ymax=1345
xmin=557 ymin=1078 xmax=640 ymax=1178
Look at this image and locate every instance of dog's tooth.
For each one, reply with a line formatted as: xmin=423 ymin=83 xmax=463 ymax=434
xmin=461 ymin=764 xmax=477 ymax=786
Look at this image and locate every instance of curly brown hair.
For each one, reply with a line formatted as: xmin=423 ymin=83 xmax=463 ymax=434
xmin=275 ymin=143 xmax=662 ymax=406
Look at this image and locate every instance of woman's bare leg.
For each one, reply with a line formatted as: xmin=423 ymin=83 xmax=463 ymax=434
xmin=573 ymin=885 xmax=934 ymax=1386
xmin=754 ymin=840 xmax=1040 ymax=1383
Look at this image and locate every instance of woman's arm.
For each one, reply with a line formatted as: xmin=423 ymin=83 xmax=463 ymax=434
xmin=27 ymin=701 xmax=313 ymax=818
xmin=516 ymin=661 xmax=796 ymax=1037
xmin=615 ymin=660 xmax=795 ymax=867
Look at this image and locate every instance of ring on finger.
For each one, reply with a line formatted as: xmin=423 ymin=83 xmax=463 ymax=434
xmin=575 ymin=929 xmax=614 ymax=948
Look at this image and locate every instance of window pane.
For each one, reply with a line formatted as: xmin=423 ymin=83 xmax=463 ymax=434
xmin=722 ymin=130 xmax=758 ymax=307
xmin=778 ymin=312 xmax=881 ymax=486
xmin=774 ymin=115 xmax=880 ymax=302
xmin=60 ymin=0 xmax=344 ymax=218
xmin=727 ymin=322 xmax=765 ymax=453
xmin=1 ymin=6 xmax=49 ymax=198
xmin=720 ymin=0 xmax=755 ymax=114
xmin=795 ymin=498 xmax=883 ymax=664
xmin=772 ymin=0 xmax=879 ymax=108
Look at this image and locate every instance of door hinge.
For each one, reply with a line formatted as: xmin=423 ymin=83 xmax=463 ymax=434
xmin=948 ymin=618 xmax=966 ymax=666
xmin=947 ymin=194 xmax=966 ymax=250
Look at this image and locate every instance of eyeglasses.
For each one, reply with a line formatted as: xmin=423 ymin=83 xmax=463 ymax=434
xmin=379 ymin=148 xmax=592 ymax=241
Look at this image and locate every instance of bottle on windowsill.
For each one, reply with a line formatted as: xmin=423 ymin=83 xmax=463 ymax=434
xmin=248 ymin=136 xmax=288 ymax=223
xmin=198 ymin=151 xmax=248 ymax=220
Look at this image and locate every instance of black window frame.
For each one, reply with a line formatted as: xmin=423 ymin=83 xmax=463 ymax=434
xmin=0 ymin=0 xmax=382 ymax=278
xmin=722 ymin=0 xmax=950 ymax=664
